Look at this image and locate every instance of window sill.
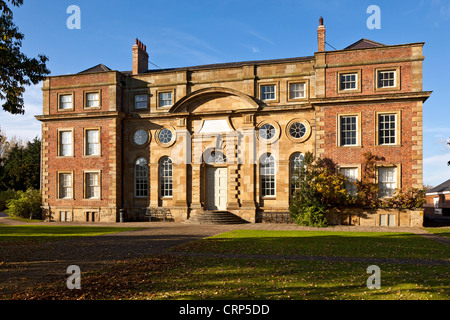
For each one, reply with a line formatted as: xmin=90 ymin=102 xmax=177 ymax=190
xmin=337 ymin=145 xmax=362 ymax=148
xmin=375 ymin=144 xmax=401 ymax=147
xmin=82 ymin=154 xmax=101 ymax=158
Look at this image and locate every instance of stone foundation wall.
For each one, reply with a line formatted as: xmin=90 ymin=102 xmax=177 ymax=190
xmin=326 ymin=207 xmax=423 ymax=227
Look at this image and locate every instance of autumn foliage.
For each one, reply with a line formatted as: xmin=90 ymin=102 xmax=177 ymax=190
xmin=289 ymin=151 xmax=425 ymax=227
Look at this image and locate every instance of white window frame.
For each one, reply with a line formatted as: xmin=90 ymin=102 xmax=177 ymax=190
xmin=289 ymin=83 xmax=306 ymax=100
xmin=378 ymin=113 xmax=397 ymax=145
xmin=339 ymin=115 xmax=359 ymax=146
xmin=260 ymin=85 xmax=276 ymax=101
xmin=58 ymin=93 xmax=73 ymax=110
xmin=85 ymin=129 xmax=100 ymax=156
xmin=134 ymin=94 xmax=148 ymax=110
xmin=84 ymin=91 xmax=100 ymax=109
xmin=59 ymin=211 xmax=71 ymax=222
xmin=159 ymin=92 xmax=173 ymax=107
xmin=290 ymin=152 xmax=304 ymax=196
xmin=340 ymin=167 xmax=359 ymax=196
xmin=134 ymin=157 xmax=148 ymax=198
xmin=377 ymin=70 xmax=396 ymax=88
xmin=260 ymin=153 xmax=276 ymax=197
xmin=58 ymin=172 xmax=73 ymax=199
xmin=378 ymin=166 xmax=397 ymax=198
xmin=58 ymin=130 xmax=73 ymax=157
xmin=84 ymin=171 xmax=100 ymax=199
xmin=339 ymin=73 xmax=358 ymax=91
xmin=159 ymin=157 xmax=173 ymax=198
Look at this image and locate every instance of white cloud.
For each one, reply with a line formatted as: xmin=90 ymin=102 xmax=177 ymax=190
xmin=0 ymin=83 xmax=42 ymax=142
xmin=153 ymin=28 xmax=223 ymax=66
xmin=243 ymin=45 xmax=260 ymax=53
xmin=423 ymin=153 xmax=450 ymax=187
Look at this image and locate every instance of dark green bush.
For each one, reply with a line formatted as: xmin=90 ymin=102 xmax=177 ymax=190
xmin=0 ymin=189 xmax=17 ymax=211
xmin=5 ymin=188 xmax=42 ymax=219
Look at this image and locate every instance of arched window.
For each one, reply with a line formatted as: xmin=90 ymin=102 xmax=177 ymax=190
xmin=159 ymin=157 xmax=173 ymax=197
xmin=260 ymin=153 xmax=276 ymax=197
xmin=205 ymin=150 xmax=227 ymax=164
xmin=290 ymin=152 xmax=304 ymax=196
xmin=134 ymin=157 xmax=148 ymax=198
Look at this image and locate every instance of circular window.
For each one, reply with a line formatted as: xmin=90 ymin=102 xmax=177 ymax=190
xmin=133 ymin=129 xmax=148 ymax=146
xmin=158 ymin=128 xmax=173 ymax=144
xmin=289 ymin=122 xmax=307 ymax=139
xmin=259 ymin=123 xmax=276 ymax=140
xmin=286 ymin=119 xmax=311 ymax=143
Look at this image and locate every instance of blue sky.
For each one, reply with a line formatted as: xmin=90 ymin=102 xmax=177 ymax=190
xmin=0 ymin=0 xmax=449 ymax=187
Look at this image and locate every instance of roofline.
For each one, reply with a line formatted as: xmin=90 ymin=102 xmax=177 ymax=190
xmin=43 ymin=69 xmax=121 ymax=80
xmin=140 ymin=55 xmax=316 ymax=75
xmin=314 ymin=41 xmax=426 ymax=55
xmin=44 ymin=41 xmax=426 ymax=78
xmin=426 ymin=191 xmax=450 ymax=196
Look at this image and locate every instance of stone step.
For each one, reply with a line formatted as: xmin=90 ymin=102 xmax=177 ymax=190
xmin=185 ymin=211 xmax=249 ymax=225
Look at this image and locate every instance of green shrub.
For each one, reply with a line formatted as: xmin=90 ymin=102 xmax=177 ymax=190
xmin=0 ymin=189 xmax=17 ymax=211
xmin=289 ymin=198 xmax=328 ymax=227
xmin=384 ymin=187 xmax=426 ymax=209
xmin=5 ymin=188 xmax=42 ymax=219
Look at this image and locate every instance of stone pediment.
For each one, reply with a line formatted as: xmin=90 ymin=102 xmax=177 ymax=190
xmin=169 ymin=87 xmax=259 ymax=114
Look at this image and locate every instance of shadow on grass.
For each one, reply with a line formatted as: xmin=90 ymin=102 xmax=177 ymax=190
xmin=8 ymin=254 xmax=450 ymax=300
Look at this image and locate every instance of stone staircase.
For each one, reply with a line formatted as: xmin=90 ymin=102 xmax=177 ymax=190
xmin=185 ymin=210 xmax=249 ymax=225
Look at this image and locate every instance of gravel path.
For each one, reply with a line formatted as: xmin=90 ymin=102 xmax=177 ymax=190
xmin=0 ymin=217 xmax=448 ymax=298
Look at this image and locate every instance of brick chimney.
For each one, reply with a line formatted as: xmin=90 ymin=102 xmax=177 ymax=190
xmin=317 ymin=17 xmax=325 ymax=52
xmin=132 ymin=38 xmax=149 ymax=74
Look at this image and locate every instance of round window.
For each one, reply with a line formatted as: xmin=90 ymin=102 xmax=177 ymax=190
xmin=289 ymin=122 xmax=307 ymax=139
xmin=259 ymin=123 xmax=276 ymax=140
xmin=133 ymin=129 xmax=148 ymax=145
xmin=158 ymin=128 xmax=173 ymax=144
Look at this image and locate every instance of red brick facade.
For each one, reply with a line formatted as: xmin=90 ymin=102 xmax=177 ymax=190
xmin=36 ymin=21 xmax=431 ymax=224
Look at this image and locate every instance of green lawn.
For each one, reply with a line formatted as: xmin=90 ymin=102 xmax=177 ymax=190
xmin=8 ymin=228 xmax=450 ymax=300
xmin=0 ymin=224 xmax=143 ymax=243
xmin=425 ymin=227 xmax=450 ymax=239
xmin=171 ymin=229 xmax=450 ymax=261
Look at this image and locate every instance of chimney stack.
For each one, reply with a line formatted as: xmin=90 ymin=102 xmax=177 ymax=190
xmin=132 ymin=38 xmax=149 ymax=74
xmin=317 ymin=17 xmax=325 ymax=52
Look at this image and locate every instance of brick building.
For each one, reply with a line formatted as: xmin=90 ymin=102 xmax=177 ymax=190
xmin=424 ymin=179 xmax=450 ymax=217
xmin=37 ymin=19 xmax=431 ymax=224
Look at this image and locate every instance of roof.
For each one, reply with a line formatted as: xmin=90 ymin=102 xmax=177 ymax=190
xmin=143 ymin=56 xmax=315 ymax=74
xmin=78 ymin=64 xmax=111 ymax=74
xmin=344 ymin=38 xmax=386 ymax=50
xmin=427 ymin=179 xmax=450 ymax=194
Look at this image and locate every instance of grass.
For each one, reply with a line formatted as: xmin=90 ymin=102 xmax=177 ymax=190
xmin=0 ymin=225 xmax=143 ymax=244
xmin=425 ymin=227 xmax=450 ymax=239
xmin=171 ymin=229 xmax=450 ymax=261
xmin=6 ymin=228 xmax=450 ymax=300
xmin=12 ymin=255 xmax=449 ymax=300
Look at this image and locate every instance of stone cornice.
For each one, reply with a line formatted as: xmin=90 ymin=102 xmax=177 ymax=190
xmin=35 ymin=111 xmax=126 ymax=122
xmin=311 ymin=91 xmax=432 ymax=105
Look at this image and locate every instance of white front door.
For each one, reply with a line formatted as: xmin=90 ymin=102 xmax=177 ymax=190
xmin=206 ymin=167 xmax=228 ymax=210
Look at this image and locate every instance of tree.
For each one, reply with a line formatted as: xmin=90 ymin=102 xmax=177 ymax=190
xmin=289 ymin=152 xmax=352 ymax=227
xmin=447 ymin=137 xmax=450 ymax=166
xmin=0 ymin=126 xmax=9 ymax=165
xmin=0 ymin=136 xmax=40 ymax=191
xmin=0 ymin=0 xmax=50 ymax=114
